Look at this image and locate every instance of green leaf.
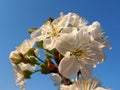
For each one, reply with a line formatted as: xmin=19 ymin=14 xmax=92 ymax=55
xmin=36 ymin=41 xmax=44 ymax=49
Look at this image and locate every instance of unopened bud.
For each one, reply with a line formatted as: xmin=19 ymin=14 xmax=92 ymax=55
xmin=46 ymin=59 xmax=58 ymax=73
xmin=23 ymin=70 xmax=32 ymax=79
xmin=22 ymin=57 xmax=30 ymax=64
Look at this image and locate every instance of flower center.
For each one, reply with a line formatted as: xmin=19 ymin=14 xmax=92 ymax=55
xmin=70 ymin=47 xmax=86 ymax=59
xmin=50 ymin=25 xmax=58 ymax=37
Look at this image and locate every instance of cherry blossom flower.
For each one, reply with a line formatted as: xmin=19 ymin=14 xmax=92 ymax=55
xmin=9 ymin=50 xmax=22 ymax=64
xmin=88 ymin=21 xmax=111 ymax=50
xmin=11 ymin=63 xmax=35 ymax=90
xmin=9 ymin=12 xmax=111 ymax=90
xmin=9 ymin=39 xmax=37 ymax=90
xmin=69 ymin=13 xmax=88 ymax=28
xmin=16 ymin=39 xmax=35 ymax=54
xmin=67 ymin=13 xmax=111 ymax=50
xmin=56 ymin=30 xmax=105 ymax=79
xmin=31 ymin=13 xmax=73 ymax=50
xmin=59 ymin=78 xmax=111 ymax=90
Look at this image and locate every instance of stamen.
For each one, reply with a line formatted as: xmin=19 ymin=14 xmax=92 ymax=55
xmin=70 ymin=46 xmax=87 ymax=60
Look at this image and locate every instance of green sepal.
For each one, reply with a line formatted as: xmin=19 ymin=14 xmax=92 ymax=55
xmin=28 ymin=28 xmax=38 ymax=34
xmin=40 ymin=64 xmax=51 ymax=74
xmin=29 ymin=57 xmax=38 ymax=66
xmin=36 ymin=41 xmax=44 ymax=49
xmin=25 ymin=48 xmax=36 ymax=56
xmin=23 ymin=70 xmax=32 ymax=79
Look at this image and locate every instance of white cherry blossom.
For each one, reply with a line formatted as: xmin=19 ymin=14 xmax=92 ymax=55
xmin=88 ymin=21 xmax=111 ymax=50
xmin=16 ymin=39 xmax=35 ymax=54
xmin=69 ymin=13 xmax=88 ymax=28
xmin=56 ymin=30 xmax=105 ymax=79
xmin=9 ymin=39 xmax=36 ymax=90
xmin=59 ymin=78 xmax=111 ymax=90
xmin=9 ymin=50 xmax=22 ymax=64
xmin=12 ymin=63 xmax=35 ymax=90
xmin=31 ymin=13 xmax=72 ymax=50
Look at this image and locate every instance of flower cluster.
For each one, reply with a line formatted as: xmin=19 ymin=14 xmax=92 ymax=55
xmin=9 ymin=12 xmax=111 ymax=90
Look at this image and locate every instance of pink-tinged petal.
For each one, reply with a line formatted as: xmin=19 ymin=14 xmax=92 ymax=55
xmin=58 ymin=53 xmax=80 ymax=78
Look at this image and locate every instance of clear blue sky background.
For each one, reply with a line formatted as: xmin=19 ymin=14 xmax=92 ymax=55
xmin=0 ymin=0 xmax=120 ymax=90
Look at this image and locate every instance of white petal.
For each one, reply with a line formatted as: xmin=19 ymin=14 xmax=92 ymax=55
xmin=53 ymin=12 xmax=71 ymax=28
xmin=31 ymin=21 xmax=52 ymax=41
xmin=61 ymin=27 xmax=77 ymax=34
xmin=100 ymin=37 xmax=111 ymax=50
xmin=80 ymin=64 xmax=95 ymax=80
xmin=31 ymin=28 xmax=41 ymax=38
xmin=95 ymin=87 xmax=111 ymax=90
xmin=88 ymin=21 xmax=102 ymax=33
xmin=88 ymin=21 xmax=111 ymax=50
xmin=43 ymin=38 xmax=56 ymax=50
xmin=16 ymin=39 xmax=35 ymax=54
xmin=56 ymin=33 xmax=76 ymax=55
xmin=88 ymin=44 xmax=105 ymax=64
xmin=58 ymin=54 xmax=80 ymax=78
xmin=77 ymin=29 xmax=90 ymax=45
xmin=33 ymin=34 xmax=47 ymax=42
xmin=59 ymin=84 xmax=73 ymax=90
xmin=20 ymin=63 xmax=36 ymax=71
xmin=69 ymin=13 xmax=88 ymax=28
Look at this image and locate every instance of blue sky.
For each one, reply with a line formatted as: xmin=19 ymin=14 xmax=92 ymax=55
xmin=0 ymin=0 xmax=120 ymax=90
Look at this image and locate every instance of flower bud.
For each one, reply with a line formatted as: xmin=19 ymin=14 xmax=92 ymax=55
xmin=46 ymin=59 xmax=58 ymax=73
xmin=22 ymin=57 xmax=30 ymax=64
xmin=9 ymin=50 xmax=22 ymax=64
xmin=23 ymin=70 xmax=32 ymax=79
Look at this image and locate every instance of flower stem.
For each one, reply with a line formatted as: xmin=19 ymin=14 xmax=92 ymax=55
xmin=58 ymin=73 xmax=73 ymax=85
